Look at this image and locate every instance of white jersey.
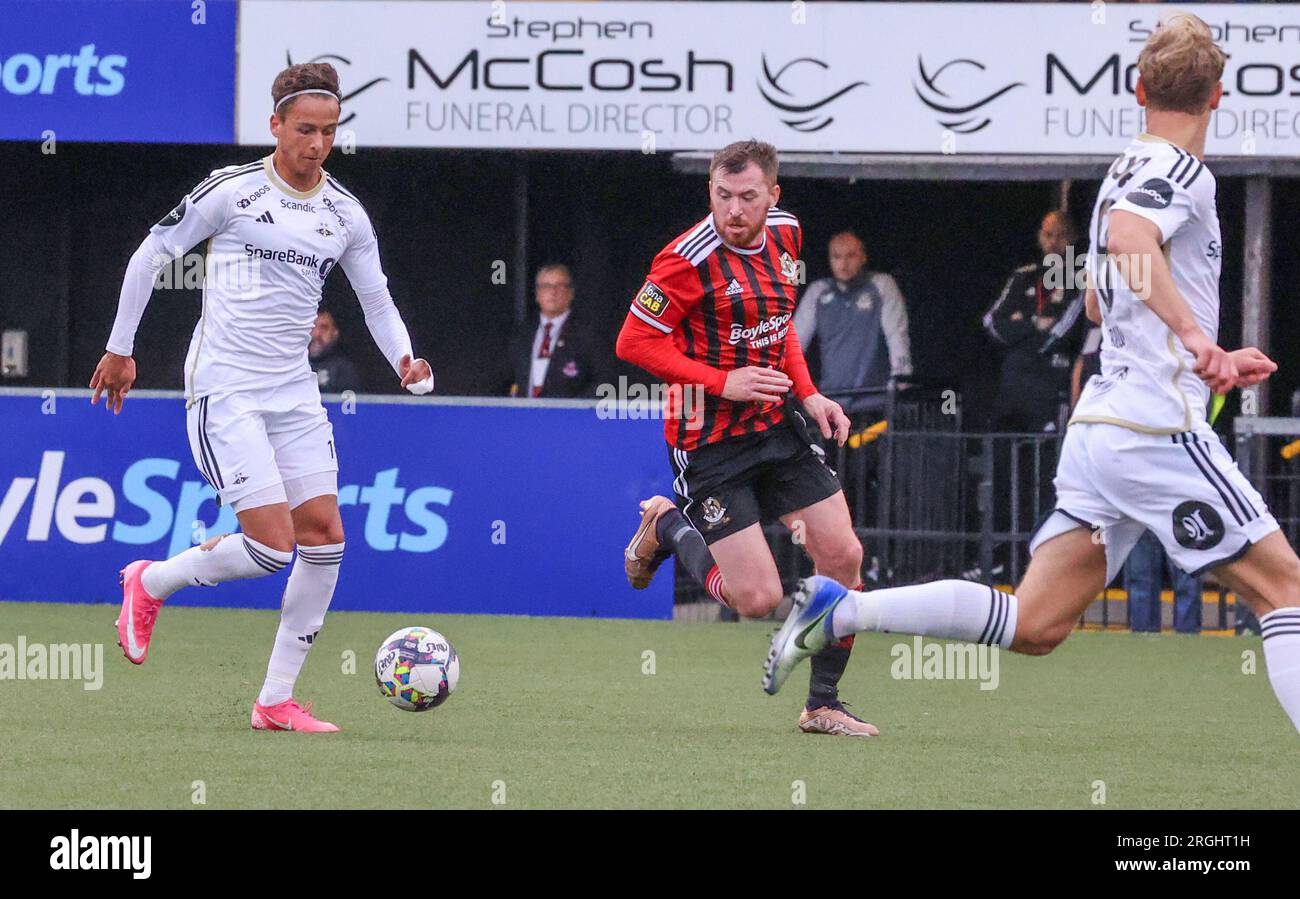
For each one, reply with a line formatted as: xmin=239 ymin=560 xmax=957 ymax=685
xmin=108 ymin=155 xmax=411 ymax=404
xmin=1071 ymin=133 xmax=1222 ymax=434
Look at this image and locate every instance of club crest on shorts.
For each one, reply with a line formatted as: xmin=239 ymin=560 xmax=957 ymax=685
xmin=699 ymin=496 xmax=729 ymax=530
xmin=1172 ymin=500 xmax=1225 ymax=550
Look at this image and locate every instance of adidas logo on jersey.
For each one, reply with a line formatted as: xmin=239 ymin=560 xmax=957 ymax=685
xmin=725 ymin=278 xmax=743 ymax=297
xmin=255 ymin=211 xmax=275 ymax=224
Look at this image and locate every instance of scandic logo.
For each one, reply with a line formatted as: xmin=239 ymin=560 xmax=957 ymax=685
xmin=0 ymin=451 xmax=454 ymax=557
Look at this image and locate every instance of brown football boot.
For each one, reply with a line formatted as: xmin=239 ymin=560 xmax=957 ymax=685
xmin=624 ymin=496 xmax=676 ymax=589
xmin=798 ymin=703 xmax=880 ymax=737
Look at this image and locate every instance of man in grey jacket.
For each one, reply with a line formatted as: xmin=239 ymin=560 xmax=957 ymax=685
xmin=794 ymin=232 xmax=913 ymax=528
xmin=794 ymin=232 xmax=912 ymax=416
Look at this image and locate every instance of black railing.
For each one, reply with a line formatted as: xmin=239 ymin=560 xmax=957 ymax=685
xmin=676 ymin=386 xmax=1245 ymax=632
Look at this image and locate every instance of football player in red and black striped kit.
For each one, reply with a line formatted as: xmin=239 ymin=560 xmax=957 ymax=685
xmin=617 ymin=140 xmax=876 ymax=736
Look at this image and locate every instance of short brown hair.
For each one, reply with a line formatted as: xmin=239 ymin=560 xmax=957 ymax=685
xmin=709 ymin=139 xmax=778 ymax=183
xmin=1137 ymin=14 xmax=1226 ymax=115
xmin=535 ymin=264 xmax=573 ymax=285
xmin=272 ymin=63 xmax=341 ymax=115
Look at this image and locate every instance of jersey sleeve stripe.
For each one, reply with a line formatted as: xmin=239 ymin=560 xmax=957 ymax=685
xmin=1166 ymin=149 xmax=1188 ymax=179
xmin=629 ymin=303 xmax=674 ymax=333
xmin=1182 ymin=160 xmax=1205 ymax=188
xmin=325 ymin=175 xmax=360 ymax=204
xmin=678 ymin=219 xmax=718 ymax=260
xmin=189 ymin=162 xmax=261 ymax=201
xmin=191 ymin=165 xmax=260 ymax=204
xmin=673 ymin=218 xmax=712 ymax=254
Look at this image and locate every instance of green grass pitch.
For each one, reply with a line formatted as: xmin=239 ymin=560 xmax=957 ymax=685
xmin=1 ymin=601 xmax=1296 ymax=809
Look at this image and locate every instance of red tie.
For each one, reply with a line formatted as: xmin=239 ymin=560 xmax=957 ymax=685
xmin=532 ymin=322 xmax=553 ymax=397
xmin=538 ymin=322 xmax=553 ymax=359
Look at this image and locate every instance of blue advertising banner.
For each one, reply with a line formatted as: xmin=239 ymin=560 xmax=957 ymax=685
xmin=0 ymin=392 xmax=675 ymax=619
xmin=0 ymin=0 xmax=237 ymax=143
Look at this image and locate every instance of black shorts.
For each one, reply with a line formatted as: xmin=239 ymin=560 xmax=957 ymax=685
xmin=668 ymin=412 xmax=843 ymax=544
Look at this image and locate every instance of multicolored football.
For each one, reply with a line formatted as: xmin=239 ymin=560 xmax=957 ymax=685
xmin=374 ymin=626 xmax=460 ymax=712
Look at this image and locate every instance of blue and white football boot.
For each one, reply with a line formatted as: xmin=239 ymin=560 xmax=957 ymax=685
xmin=762 ymin=575 xmax=849 ymax=696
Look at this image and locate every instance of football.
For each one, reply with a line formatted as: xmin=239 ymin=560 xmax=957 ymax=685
xmin=374 ymin=626 xmax=460 ymax=712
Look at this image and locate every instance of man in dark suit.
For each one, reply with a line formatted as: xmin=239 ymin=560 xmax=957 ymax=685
xmin=509 ymin=264 xmax=605 ymax=398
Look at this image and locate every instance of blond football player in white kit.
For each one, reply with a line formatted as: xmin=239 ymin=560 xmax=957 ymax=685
xmin=90 ymin=63 xmax=433 ymax=733
xmin=764 ymin=15 xmax=1300 ymax=735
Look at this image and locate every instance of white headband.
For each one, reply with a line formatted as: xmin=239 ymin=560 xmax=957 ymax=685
xmin=275 ymin=88 xmax=341 ymax=111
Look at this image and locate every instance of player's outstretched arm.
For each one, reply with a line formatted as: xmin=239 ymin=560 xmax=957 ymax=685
xmin=1107 ymin=209 xmax=1237 ymax=394
xmin=338 ymin=218 xmax=432 ymax=395
xmin=91 ymin=230 xmax=183 ymax=413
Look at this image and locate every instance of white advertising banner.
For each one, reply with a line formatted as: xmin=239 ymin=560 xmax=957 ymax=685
xmin=236 ymin=1 xmax=1300 ymax=155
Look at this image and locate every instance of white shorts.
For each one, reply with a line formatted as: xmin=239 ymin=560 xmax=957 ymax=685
xmin=185 ymin=377 xmax=339 ymax=512
xmin=1030 ymin=422 xmax=1278 ymax=582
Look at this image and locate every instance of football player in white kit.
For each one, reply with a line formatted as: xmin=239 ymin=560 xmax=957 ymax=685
xmin=764 ymin=15 xmax=1300 ymax=735
xmin=90 ymin=63 xmax=433 ymax=733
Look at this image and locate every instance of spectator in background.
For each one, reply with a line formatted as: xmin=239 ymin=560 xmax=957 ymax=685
xmin=794 ymin=231 xmax=912 ymax=416
xmin=309 ymin=310 xmax=361 ymax=394
xmin=983 ymin=210 xmax=1087 ymax=433
xmin=508 ymin=264 xmax=605 ymax=398
xmin=1125 ymin=532 xmax=1203 ymax=633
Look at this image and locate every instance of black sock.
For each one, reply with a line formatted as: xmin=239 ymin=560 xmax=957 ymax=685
xmin=807 ymin=635 xmax=855 ymax=710
xmin=655 ymin=508 xmax=716 ymax=588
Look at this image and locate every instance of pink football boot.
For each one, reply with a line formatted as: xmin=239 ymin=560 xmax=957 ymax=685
xmin=115 ymin=560 xmax=164 ymax=665
xmin=251 ymin=699 xmax=340 ymax=733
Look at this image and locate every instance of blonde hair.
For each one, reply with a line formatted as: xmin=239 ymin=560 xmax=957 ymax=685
xmin=1137 ymin=13 xmax=1226 ymax=115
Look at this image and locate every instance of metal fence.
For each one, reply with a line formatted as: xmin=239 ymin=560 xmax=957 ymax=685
xmin=675 ymin=388 xmax=1259 ymax=633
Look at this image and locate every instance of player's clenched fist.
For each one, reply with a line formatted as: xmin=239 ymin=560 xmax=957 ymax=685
xmin=1183 ymin=331 xmax=1238 ymax=395
xmin=722 ymin=365 xmax=792 ymax=403
xmin=399 ymin=354 xmax=435 ymax=395
xmin=1229 ymin=347 xmax=1277 ymax=388
xmin=801 ymin=392 xmax=851 ymax=446
xmin=89 ymin=352 xmax=137 ymax=415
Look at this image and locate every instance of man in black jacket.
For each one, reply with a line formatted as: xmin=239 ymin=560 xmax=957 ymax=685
xmin=309 ymin=310 xmax=362 ymax=394
xmin=508 ymin=264 xmax=606 ymax=398
xmin=983 ymin=210 xmax=1087 ymax=433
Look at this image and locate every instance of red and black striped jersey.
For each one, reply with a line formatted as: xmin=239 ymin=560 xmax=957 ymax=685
xmin=616 ymin=208 xmax=817 ymax=451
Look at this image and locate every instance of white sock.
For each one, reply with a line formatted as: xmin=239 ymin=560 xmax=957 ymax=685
xmin=141 ymin=534 xmax=292 ymax=600
xmin=258 ymin=543 xmax=344 ymax=707
xmin=831 ymin=579 xmax=1018 ymax=649
xmin=1260 ymin=608 xmax=1300 ymax=733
